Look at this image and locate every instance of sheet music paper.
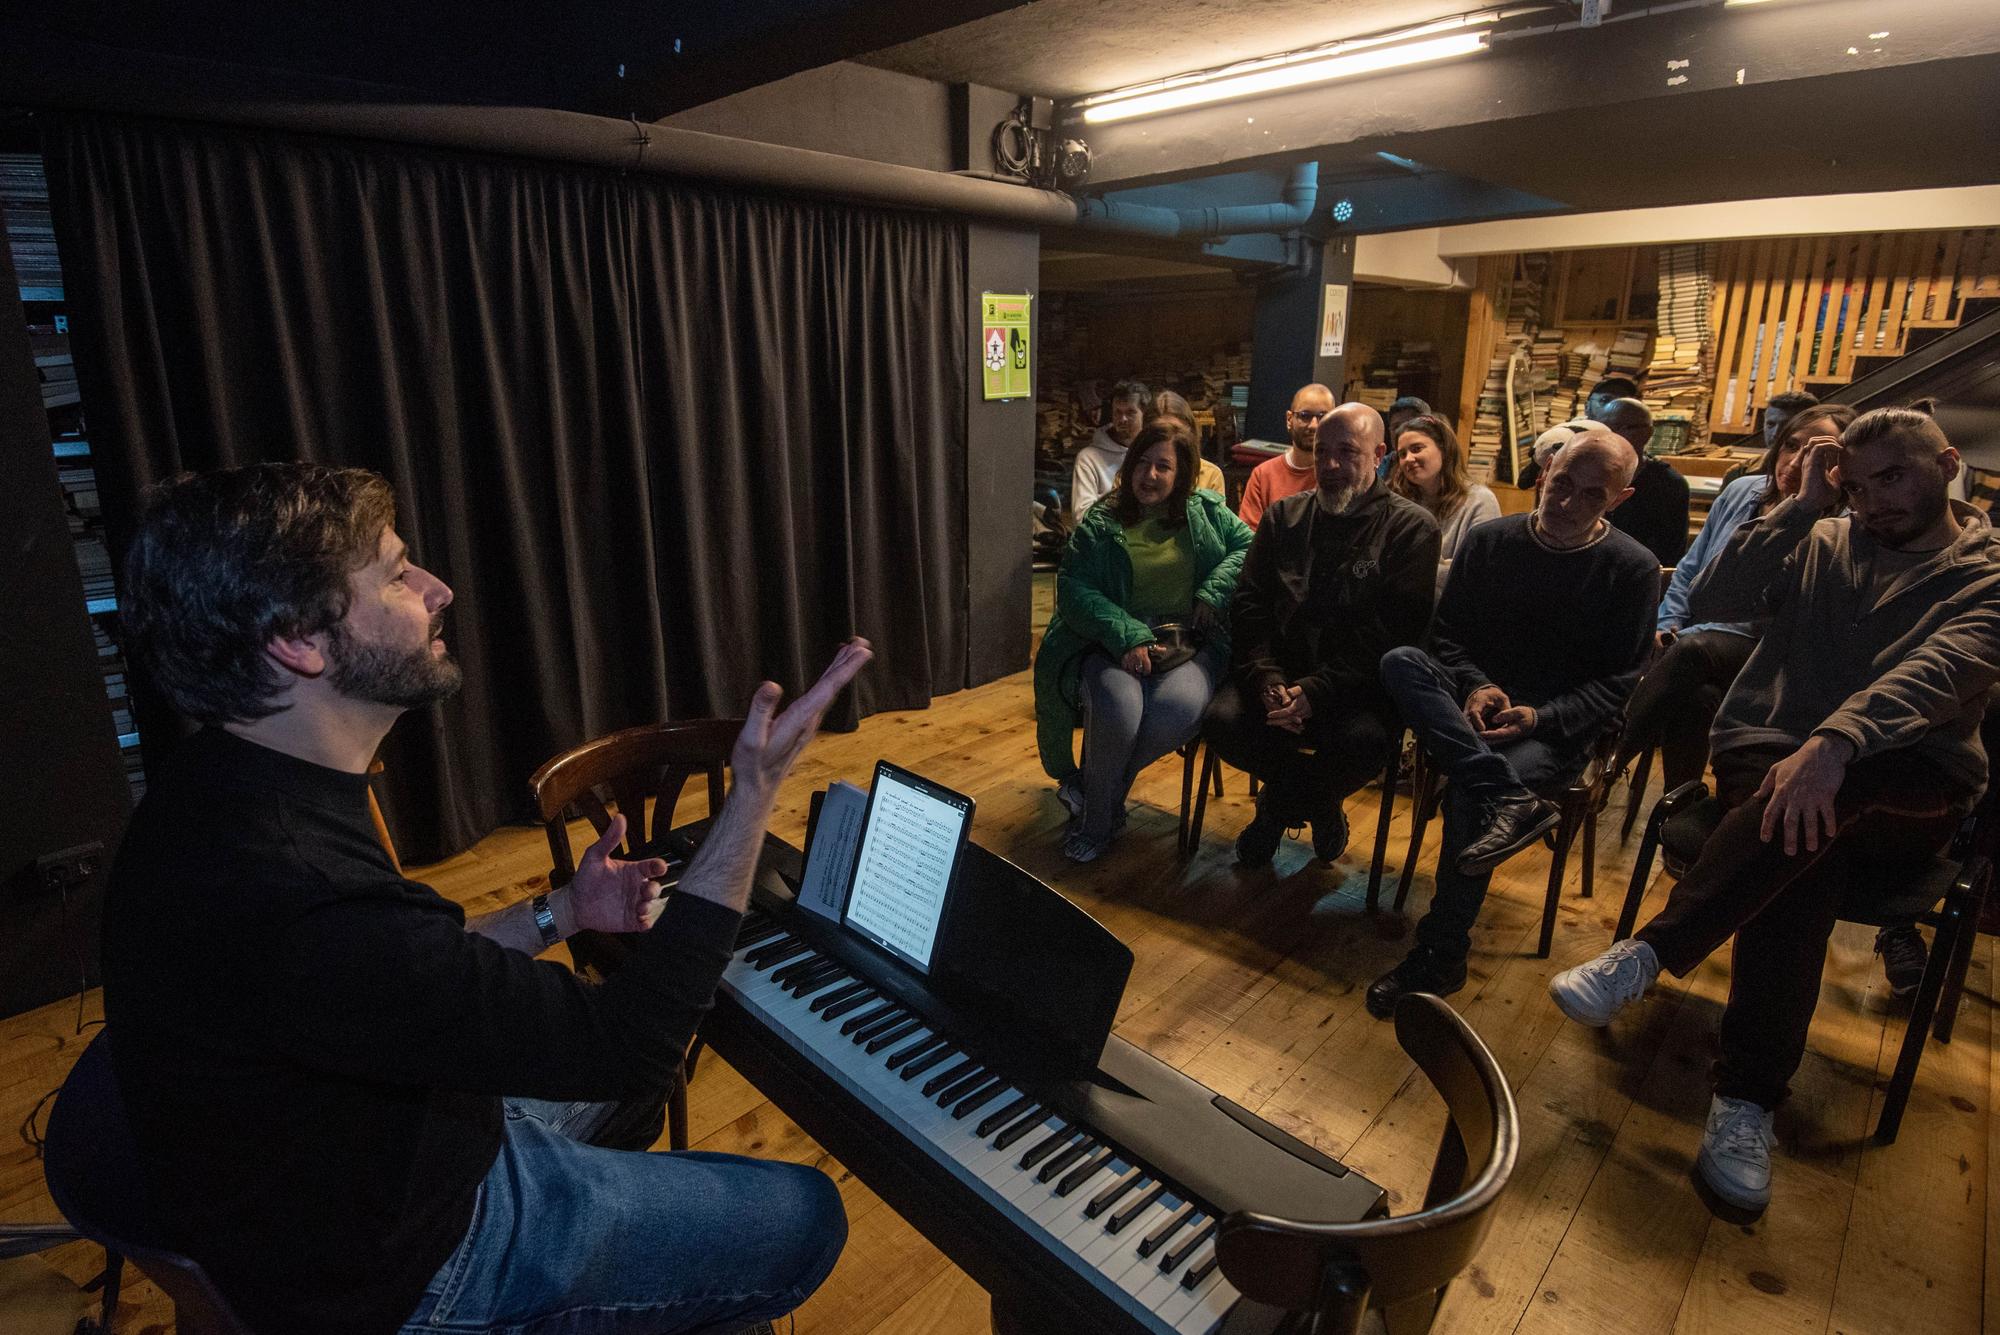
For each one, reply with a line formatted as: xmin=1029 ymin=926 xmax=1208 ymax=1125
xmin=842 ymin=771 xmax=966 ymax=970
xmin=798 ymin=781 xmax=867 ymax=921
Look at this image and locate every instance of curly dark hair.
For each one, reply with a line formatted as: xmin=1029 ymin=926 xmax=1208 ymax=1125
xmin=1109 ymin=421 xmax=1199 ymax=528
xmin=123 ymin=463 xmax=398 ymax=724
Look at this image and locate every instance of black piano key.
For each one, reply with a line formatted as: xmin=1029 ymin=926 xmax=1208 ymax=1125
xmin=900 ymin=1044 xmax=958 ymax=1081
xmin=991 ymin=1106 xmax=1050 ymax=1151
xmin=952 ymin=1078 xmax=1008 ymax=1120
xmin=1106 ymin=1182 xmax=1166 ymax=1234
xmin=1055 ymin=1148 xmax=1115 ymax=1197
xmin=884 ymin=1034 xmax=947 ymax=1071
xmin=808 ymin=981 xmax=870 ymax=1014
xmin=1036 ymin=1136 xmax=1096 ymax=1184
xmin=976 ymin=1095 xmax=1035 ymax=1138
xmin=839 ymin=1002 xmax=898 ymax=1036
xmin=1086 ymin=1167 xmax=1145 ymax=1219
xmin=820 ymin=990 xmax=879 ymax=1022
xmin=748 ymin=938 xmax=810 ymax=970
xmin=1161 ymin=1218 xmax=1217 ymax=1273
xmin=864 ymin=1018 xmax=924 ymax=1055
xmin=1138 ymin=1202 xmax=1196 ymax=1258
xmin=769 ymin=953 xmax=825 ymax=987
xmin=1018 ymin=1124 xmax=1078 ymax=1172
xmin=921 ymin=1058 xmax=979 ymax=1097
xmin=933 ymin=1068 xmax=991 ymax=1107
xmin=790 ymin=967 xmax=849 ymax=999
xmin=735 ymin=920 xmax=785 ymax=950
xmin=784 ymin=957 xmax=844 ymax=989
xmin=742 ymin=933 xmax=800 ymax=966
xmin=848 ymin=1009 xmax=909 ymax=1045
xmin=1180 ymin=1245 xmax=1220 ymax=1289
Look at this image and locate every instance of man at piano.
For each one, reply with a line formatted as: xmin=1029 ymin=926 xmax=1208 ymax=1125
xmin=1198 ymin=401 xmax=1442 ymax=867
xmin=102 ymin=463 xmax=870 ymax=1335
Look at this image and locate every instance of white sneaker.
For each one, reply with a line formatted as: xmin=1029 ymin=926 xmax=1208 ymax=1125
xmin=1696 ymin=1094 xmax=1775 ymax=1212
xmin=1548 ymin=939 xmax=1659 ymax=1026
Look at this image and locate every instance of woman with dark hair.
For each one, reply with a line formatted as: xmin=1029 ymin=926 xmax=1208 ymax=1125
xmin=1389 ymin=413 xmax=1499 ymax=592
xmin=1032 ymin=421 xmax=1254 ymax=861
xmin=1617 ymin=403 xmax=1858 ymax=789
xmin=1151 ymin=389 xmax=1227 ymax=496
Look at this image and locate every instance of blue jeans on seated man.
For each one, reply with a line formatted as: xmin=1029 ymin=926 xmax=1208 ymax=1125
xmin=1380 ymin=645 xmax=1587 ymax=961
xmin=399 ymin=1096 xmax=847 ymax=1335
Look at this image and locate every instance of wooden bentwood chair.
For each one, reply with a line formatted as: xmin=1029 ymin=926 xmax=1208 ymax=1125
xmin=1216 ymin=993 xmax=1519 ymax=1335
xmin=528 ymin=718 xmax=744 ymax=1150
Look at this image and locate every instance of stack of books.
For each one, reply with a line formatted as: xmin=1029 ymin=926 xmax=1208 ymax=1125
xmin=1643 ymin=244 xmax=1716 ymax=444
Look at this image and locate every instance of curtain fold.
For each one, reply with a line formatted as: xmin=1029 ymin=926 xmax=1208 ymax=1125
xmin=43 ymin=112 xmax=968 ymax=863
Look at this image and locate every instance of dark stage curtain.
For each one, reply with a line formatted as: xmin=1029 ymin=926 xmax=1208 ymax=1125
xmin=42 ymin=112 xmax=968 ymax=863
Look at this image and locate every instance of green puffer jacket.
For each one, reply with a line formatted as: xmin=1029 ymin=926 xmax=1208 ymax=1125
xmin=1033 ymin=488 xmax=1255 ymax=781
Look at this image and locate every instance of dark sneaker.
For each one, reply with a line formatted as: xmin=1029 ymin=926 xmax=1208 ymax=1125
xmin=1456 ymin=793 xmax=1561 ymax=877
xmin=1874 ymin=923 xmax=1928 ymax=998
xmin=1311 ymin=804 xmax=1350 ymax=864
xmin=1235 ymin=807 xmax=1285 ymax=867
xmin=1365 ymin=946 xmax=1468 ymax=1019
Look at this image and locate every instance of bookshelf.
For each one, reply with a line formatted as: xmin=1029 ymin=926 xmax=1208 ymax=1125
xmin=2 ymin=150 xmax=147 ymax=800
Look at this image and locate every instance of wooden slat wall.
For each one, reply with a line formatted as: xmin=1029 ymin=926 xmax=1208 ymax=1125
xmin=1708 ymin=227 xmax=2000 ymax=434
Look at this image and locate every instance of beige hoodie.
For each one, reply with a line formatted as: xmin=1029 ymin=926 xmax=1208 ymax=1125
xmin=1691 ymin=496 xmax=2000 ymax=796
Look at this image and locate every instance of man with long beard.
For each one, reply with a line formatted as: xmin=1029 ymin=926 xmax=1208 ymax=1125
xmin=103 ymin=463 xmax=869 ymax=1335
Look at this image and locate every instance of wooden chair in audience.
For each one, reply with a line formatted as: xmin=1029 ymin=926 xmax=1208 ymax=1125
xmin=1215 ymin=993 xmax=1519 ymax=1335
xmin=527 ymin=718 xmax=744 ymax=1151
xmin=1379 ymin=721 xmax=1623 ymax=958
xmin=1615 ymin=735 xmax=2000 ymax=1144
xmin=1182 ymin=732 xmax=1408 ymax=912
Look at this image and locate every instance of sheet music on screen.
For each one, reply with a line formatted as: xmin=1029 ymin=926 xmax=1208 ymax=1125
xmin=842 ymin=767 xmax=970 ymax=972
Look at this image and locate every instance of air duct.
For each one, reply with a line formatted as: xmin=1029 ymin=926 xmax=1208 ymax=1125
xmin=1073 ymin=162 xmax=1320 ymax=239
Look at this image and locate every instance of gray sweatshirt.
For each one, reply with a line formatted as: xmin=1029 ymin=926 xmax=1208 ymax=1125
xmin=1690 ymin=496 xmax=2000 ymax=795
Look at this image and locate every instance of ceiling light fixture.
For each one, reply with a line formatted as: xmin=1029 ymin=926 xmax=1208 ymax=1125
xmin=1078 ymin=27 xmax=1491 ymax=125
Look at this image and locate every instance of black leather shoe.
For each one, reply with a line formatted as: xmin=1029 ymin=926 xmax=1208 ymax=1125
xmin=1456 ymin=793 xmax=1561 ymax=876
xmin=1311 ymin=805 xmax=1349 ymax=864
xmin=1235 ymin=807 xmax=1286 ymax=867
xmin=1365 ymin=946 xmax=1469 ymax=1019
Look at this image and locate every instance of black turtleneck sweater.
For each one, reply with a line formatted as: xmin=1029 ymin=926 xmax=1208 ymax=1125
xmin=100 ymin=728 xmax=743 ymax=1335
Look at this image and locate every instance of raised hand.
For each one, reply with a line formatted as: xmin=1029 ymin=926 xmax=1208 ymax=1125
xmin=730 ymin=637 xmax=874 ymax=801
xmin=1796 ymin=436 xmax=1844 ymax=513
xmin=568 ymin=812 xmax=672 ymax=933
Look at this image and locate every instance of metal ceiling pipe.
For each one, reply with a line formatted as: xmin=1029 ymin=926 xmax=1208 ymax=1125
xmin=1072 ymin=162 xmax=1319 ymax=238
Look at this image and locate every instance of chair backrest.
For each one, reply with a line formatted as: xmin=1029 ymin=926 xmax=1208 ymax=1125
xmin=42 ymin=1031 xmax=255 ymax=1335
xmin=1214 ymin=994 xmax=1519 ymax=1335
xmin=527 ymin=719 xmax=744 ymax=889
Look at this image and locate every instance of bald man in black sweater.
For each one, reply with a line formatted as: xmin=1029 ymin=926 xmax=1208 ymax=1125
xmin=1367 ymin=430 xmax=1658 ymax=1017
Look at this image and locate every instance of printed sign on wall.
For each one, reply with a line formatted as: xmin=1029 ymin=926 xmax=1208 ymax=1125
xmin=1319 ymin=283 xmax=1349 ymax=358
xmin=981 ymin=292 xmax=1033 ymax=401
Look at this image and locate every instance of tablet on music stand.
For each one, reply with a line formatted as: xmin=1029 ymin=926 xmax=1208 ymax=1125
xmin=839 ymin=761 xmax=975 ymax=975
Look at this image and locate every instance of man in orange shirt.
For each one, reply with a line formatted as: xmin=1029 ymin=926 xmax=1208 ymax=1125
xmin=1239 ymin=383 xmax=1335 ymax=530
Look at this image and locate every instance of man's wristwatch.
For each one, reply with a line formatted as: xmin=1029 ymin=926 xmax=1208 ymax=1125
xmin=530 ymin=893 xmax=560 ymax=948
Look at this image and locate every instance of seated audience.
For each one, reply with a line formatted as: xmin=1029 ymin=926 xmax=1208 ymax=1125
xmin=1513 ymin=422 xmax=1579 ymax=493
xmin=1389 ymin=413 xmax=1501 ymax=592
xmin=1367 ymin=429 xmax=1657 ymax=1017
xmin=1034 ymin=422 xmax=1253 ymax=862
xmin=1153 ymin=388 xmax=1228 ymax=496
xmin=1202 ymin=404 xmax=1440 ymax=866
xmin=1595 ymin=396 xmax=1692 ymax=564
xmin=104 ymin=464 xmax=865 ymax=1335
xmin=1238 ymin=382 xmax=1334 ymax=529
xmin=1722 ymin=390 xmax=1821 ymax=488
xmin=1617 ymin=404 xmax=1856 ymax=794
xmin=1585 ymin=375 xmax=1641 ymax=422
xmin=1549 ymin=408 xmax=2000 ymax=1216
xmin=1380 ymin=395 xmax=1434 ymax=478
xmin=1072 ymin=379 xmax=1151 ymax=521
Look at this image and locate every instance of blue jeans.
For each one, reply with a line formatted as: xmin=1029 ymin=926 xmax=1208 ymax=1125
xmin=399 ymin=1097 xmax=847 ymax=1334
xmin=1380 ymin=646 xmax=1586 ymax=961
xmin=1077 ymin=647 xmax=1224 ymax=841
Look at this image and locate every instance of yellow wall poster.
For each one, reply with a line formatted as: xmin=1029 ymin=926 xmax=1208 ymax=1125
xmin=980 ymin=292 xmax=1033 ymax=401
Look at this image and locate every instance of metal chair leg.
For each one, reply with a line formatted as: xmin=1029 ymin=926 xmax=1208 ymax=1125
xmin=1393 ymin=757 xmax=1438 ymax=915
xmin=1538 ymin=803 xmax=1579 ymax=959
xmin=1188 ymin=750 xmax=1219 ymax=855
xmin=1580 ymin=799 xmax=1598 ymax=900
xmin=1179 ymin=742 xmax=1200 ymax=856
xmin=1616 ymin=799 xmax=1670 ymax=941
xmin=1368 ymin=756 xmax=1398 ymax=914
xmin=1876 ymin=902 xmax=1961 ymax=1143
xmin=1934 ymin=865 xmax=1987 ymax=1043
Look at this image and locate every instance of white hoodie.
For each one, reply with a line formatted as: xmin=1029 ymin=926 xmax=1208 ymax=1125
xmin=1070 ymin=427 xmax=1129 ymax=522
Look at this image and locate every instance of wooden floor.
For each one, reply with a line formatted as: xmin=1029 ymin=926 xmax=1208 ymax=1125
xmin=4 ymin=595 xmax=1994 ymax=1333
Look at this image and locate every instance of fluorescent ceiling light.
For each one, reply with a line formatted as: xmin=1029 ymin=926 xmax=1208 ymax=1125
xmin=1080 ymin=30 xmax=1490 ymax=124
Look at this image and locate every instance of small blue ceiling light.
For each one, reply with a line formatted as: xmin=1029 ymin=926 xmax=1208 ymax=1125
xmin=1332 ymin=197 xmax=1355 ymax=223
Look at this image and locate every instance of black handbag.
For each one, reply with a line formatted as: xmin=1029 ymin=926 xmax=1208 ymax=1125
xmin=1146 ymin=621 xmax=1202 ymax=673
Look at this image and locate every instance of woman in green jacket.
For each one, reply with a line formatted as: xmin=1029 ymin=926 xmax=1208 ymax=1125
xmin=1033 ymin=421 xmax=1255 ymax=861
